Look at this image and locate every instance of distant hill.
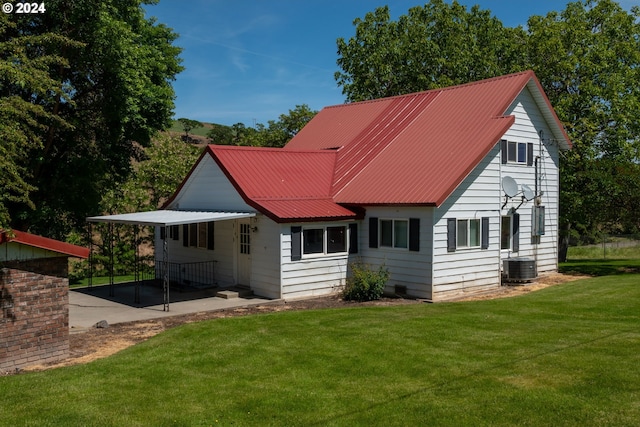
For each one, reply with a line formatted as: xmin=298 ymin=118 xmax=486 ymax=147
xmin=166 ymin=120 xmax=226 ymax=145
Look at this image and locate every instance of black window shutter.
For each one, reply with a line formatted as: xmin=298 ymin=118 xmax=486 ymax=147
xmin=481 ymin=217 xmax=489 ymax=249
xmin=512 ymin=213 xmax=520 ymax=252
xmin=369 ymin=217 xmax=378 ymax=248
xmin=409 ymin=218 xmax=420 ymax=252
xmin=160 ymin=226 xmax=166 ymax=240
xmin=348 ymin=223 xmax=358 ymax=254
xmin=172 ymin=225 xmax=180 ymax=241
xmin=527 ymin=143 xmax=534 ymax=166
xmin=207 ymin=221 xmax=215 ymax=250
xmin=182 ymin=224 xmax=189 ymax=247
xmin=291 ymin=226 xmax=302 ymax=261
xmin=501 ymin=139 xmax=508 ymax=164
xmin=447 ymin=218 xmax=456 ymax=252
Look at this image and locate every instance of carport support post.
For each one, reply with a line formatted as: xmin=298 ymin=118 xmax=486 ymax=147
xmin=109 ymin=223 xmax=115 ymax=297
xmin=163 ymin=235 xmax=169 ymax=311
xmin=134 ymin=225 xmax=140 ymax=305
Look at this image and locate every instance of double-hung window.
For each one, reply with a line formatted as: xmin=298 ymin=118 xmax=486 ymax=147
xmin=457 ymin=219 xmax=480 ymax=248
xmin=447 ymin=217 xmax=489 ymax=252
xmin=380 ymin=219 xmax=408 ymax=249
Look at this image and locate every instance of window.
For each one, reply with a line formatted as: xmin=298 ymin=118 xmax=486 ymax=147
xmin=456 ymin=219 xmax=480 ymax=248
xmin=501 ymin=140 xmax=534 ymax=166
xmin=292 ymin=224 xmax=351 ymax=260
xmin=501 ymin=216 xmax=511 ymax=250
xmin=184 ymin=222 xmax=214 ymax=250
xmin=501 ymin=214 xmax=520 ymax=252
xmin=197 ymin=223 xmax=208 ymax=249
xmin=447 ymin=217 xmax=489 ymax=252
xmin=380 ymin=219 xmax=408 ymax=249
xmin=303 ymin=228 xmax=324 ymax=255
xmin=239 ymin=223 xmax=250 ymax=254
xmin=327 ymin=226 xmax=346 ymax=253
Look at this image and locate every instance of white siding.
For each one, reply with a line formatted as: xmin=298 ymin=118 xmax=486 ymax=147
xmin=166 ymin=155 xmax=253 ymax=212
xmin=249 ymin=216 xmax=281 ymax=299
xmin=359 ymin=207 xmax=434 ymax=300
xmin=502 ymin=86 xmax=560 ymax=275
xmin=280 ymin=221 xmax=353 ymax=299
xmin=432 ymin=144 xmax=502 ymax=301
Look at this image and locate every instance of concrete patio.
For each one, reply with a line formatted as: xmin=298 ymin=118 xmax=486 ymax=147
xmin=68 ymin=282 xmax=274 ymax=331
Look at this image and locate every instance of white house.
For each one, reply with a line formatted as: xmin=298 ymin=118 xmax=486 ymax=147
xmin=90 ymin=71 xmax=571 ymax=303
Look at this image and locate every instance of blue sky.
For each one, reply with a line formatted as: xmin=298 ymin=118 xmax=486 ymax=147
xmin=144 ymin=0 xmax=639 ymax=127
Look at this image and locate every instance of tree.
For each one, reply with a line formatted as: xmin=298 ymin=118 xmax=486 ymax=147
xmin=3 ymin=0 xmax=183 ymax=238
xmin=0 ymin=13 xmax=79 ymax=231
xmin=335 ymin=0 xmax=640 ymax=260
xmin=207 ymin=105 xmax=316 ymax=148
xmin=525 ymin=0 xmax=640 ymax=258
xmin=177 ymin=118 xmax=203 ymax=142
xmin=335 ymin=1 xmax=526 ymax=102
xmin=100 ymin=134 xmax=202 ymax=214
xmin=244 ymin=105 xmax=317 ymax=147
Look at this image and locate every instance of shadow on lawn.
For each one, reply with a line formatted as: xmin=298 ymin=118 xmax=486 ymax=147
xmin=560 ymin=259 xmax=640 ymax=277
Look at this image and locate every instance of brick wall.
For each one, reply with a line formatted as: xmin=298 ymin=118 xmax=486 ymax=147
xmin=0 ymin=257 xmax=69 ymax=372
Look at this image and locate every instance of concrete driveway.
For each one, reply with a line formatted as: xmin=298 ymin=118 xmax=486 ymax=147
xmin=69 ymin=283 xmax=274 ymax=330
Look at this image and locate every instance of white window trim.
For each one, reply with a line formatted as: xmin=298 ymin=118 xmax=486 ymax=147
xmin=379 ymin=218 xmax=409 ymax=250
xmin=456 ymin=218 xmax=481 ymax=249
xmin=301 ymin=225 xmax=349 ymax=259
xmin=507 ymin=141 xmax=528 ymax=165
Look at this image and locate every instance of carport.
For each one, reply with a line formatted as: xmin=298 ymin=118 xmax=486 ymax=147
xmin=86 ymin=210 xmax=256 ymax=311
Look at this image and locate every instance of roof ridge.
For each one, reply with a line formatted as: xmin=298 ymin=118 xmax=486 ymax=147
xmin=209 ymin=144 xmax=336 ymax=155
xmin=322 ymin=70 xmax=534 ymax=110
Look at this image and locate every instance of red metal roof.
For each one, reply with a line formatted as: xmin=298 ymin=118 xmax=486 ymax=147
xmin=288 ymin=70 xmax=571 ymax=206
xmin=207 ymin=146 xmax=361 ymax=222
xmin=0 ymin=230 xmax=90 ymax=259
xmin=174 ymin=71 xmax=570 ymax=221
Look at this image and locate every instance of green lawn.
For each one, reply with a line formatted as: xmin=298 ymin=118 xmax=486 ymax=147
xmin=2 ymin=274 xmax=639 ymax=426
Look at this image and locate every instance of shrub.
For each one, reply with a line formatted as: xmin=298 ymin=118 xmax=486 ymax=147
xmin=343 ymin=262 xmax=390 ymax=302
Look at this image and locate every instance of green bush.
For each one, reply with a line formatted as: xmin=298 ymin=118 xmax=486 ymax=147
xmin=343 ymin=263 xmax=390 ymax=302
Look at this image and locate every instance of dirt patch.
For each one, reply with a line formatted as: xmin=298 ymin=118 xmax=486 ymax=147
xmin=15 ymin=273 xmax=586 ymax=374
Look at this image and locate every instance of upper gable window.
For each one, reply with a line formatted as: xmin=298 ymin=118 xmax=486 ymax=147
xmin=501 ymin=140 xmax=533 ymax=166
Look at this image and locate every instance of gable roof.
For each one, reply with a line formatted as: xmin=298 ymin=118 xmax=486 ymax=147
xmin=205 ymin=145 xmax=360 ymax=222
xmin=169 ymin=71 xmax=570 ymax=221
xmin=0 ymin=230 xmax=90 ymax=259
xmin=286 ymin=70 xmax=571 ymax=205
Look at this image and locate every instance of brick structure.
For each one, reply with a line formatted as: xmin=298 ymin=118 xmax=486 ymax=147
xmin=1 ymin=229 xmax=88 ymax=373
xmin=0 ymin=257 xmax=70 ymax=371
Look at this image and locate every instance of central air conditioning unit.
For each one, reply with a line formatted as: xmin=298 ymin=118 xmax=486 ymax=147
xmin=502 ymin=258 xmax=537 ymax=283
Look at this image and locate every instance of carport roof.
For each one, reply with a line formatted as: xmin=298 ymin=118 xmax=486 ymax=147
xmin=86 ymin=210 xmax=255 ymax=227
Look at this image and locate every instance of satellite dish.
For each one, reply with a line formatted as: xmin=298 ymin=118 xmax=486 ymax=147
xmin=522 ymin=184 xmax=535 ymax=201
xmin=502 ymin=176 xmax=519 ymax=198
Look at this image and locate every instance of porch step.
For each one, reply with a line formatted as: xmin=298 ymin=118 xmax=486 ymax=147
xmin=216 ymin=287 xmax=253 ymax=299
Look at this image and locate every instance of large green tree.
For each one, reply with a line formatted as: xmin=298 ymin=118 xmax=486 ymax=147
xmin=525 ymin=0 xmax=640 ymax=257
xmin=335 ymin=0 xmax=640 ymax=260
xmin=0 ymin=13 xmax=78 ymax=231
xmin=2 ymin=0 xmax=182 ymax=238
xmin=335 ymin=0 xmax=526 ymax=102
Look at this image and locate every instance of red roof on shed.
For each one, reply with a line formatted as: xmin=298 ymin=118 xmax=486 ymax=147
xmin=0 ymin=230 xmax=90 ymax=259
xmin=178 ymin=71 xmax=570 ymax=221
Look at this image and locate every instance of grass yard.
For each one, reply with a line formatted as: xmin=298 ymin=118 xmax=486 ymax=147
xmin=2 ymin=274 xmax=639 ymax=426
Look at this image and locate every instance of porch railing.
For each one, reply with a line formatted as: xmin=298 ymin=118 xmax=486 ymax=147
xmin=154 ymin=260 xmax=217 ymax=289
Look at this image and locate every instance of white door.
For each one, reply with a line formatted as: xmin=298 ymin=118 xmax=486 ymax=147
xmin=237 ymin=219 xmax=251 ymax=286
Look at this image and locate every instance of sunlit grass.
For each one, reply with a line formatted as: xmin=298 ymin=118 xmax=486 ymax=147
xmin=2 ymin=274 xmax=639 ymax=426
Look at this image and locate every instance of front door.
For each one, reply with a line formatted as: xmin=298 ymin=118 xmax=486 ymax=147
xmin=237 ymin=219 xmax=251 ymax=286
